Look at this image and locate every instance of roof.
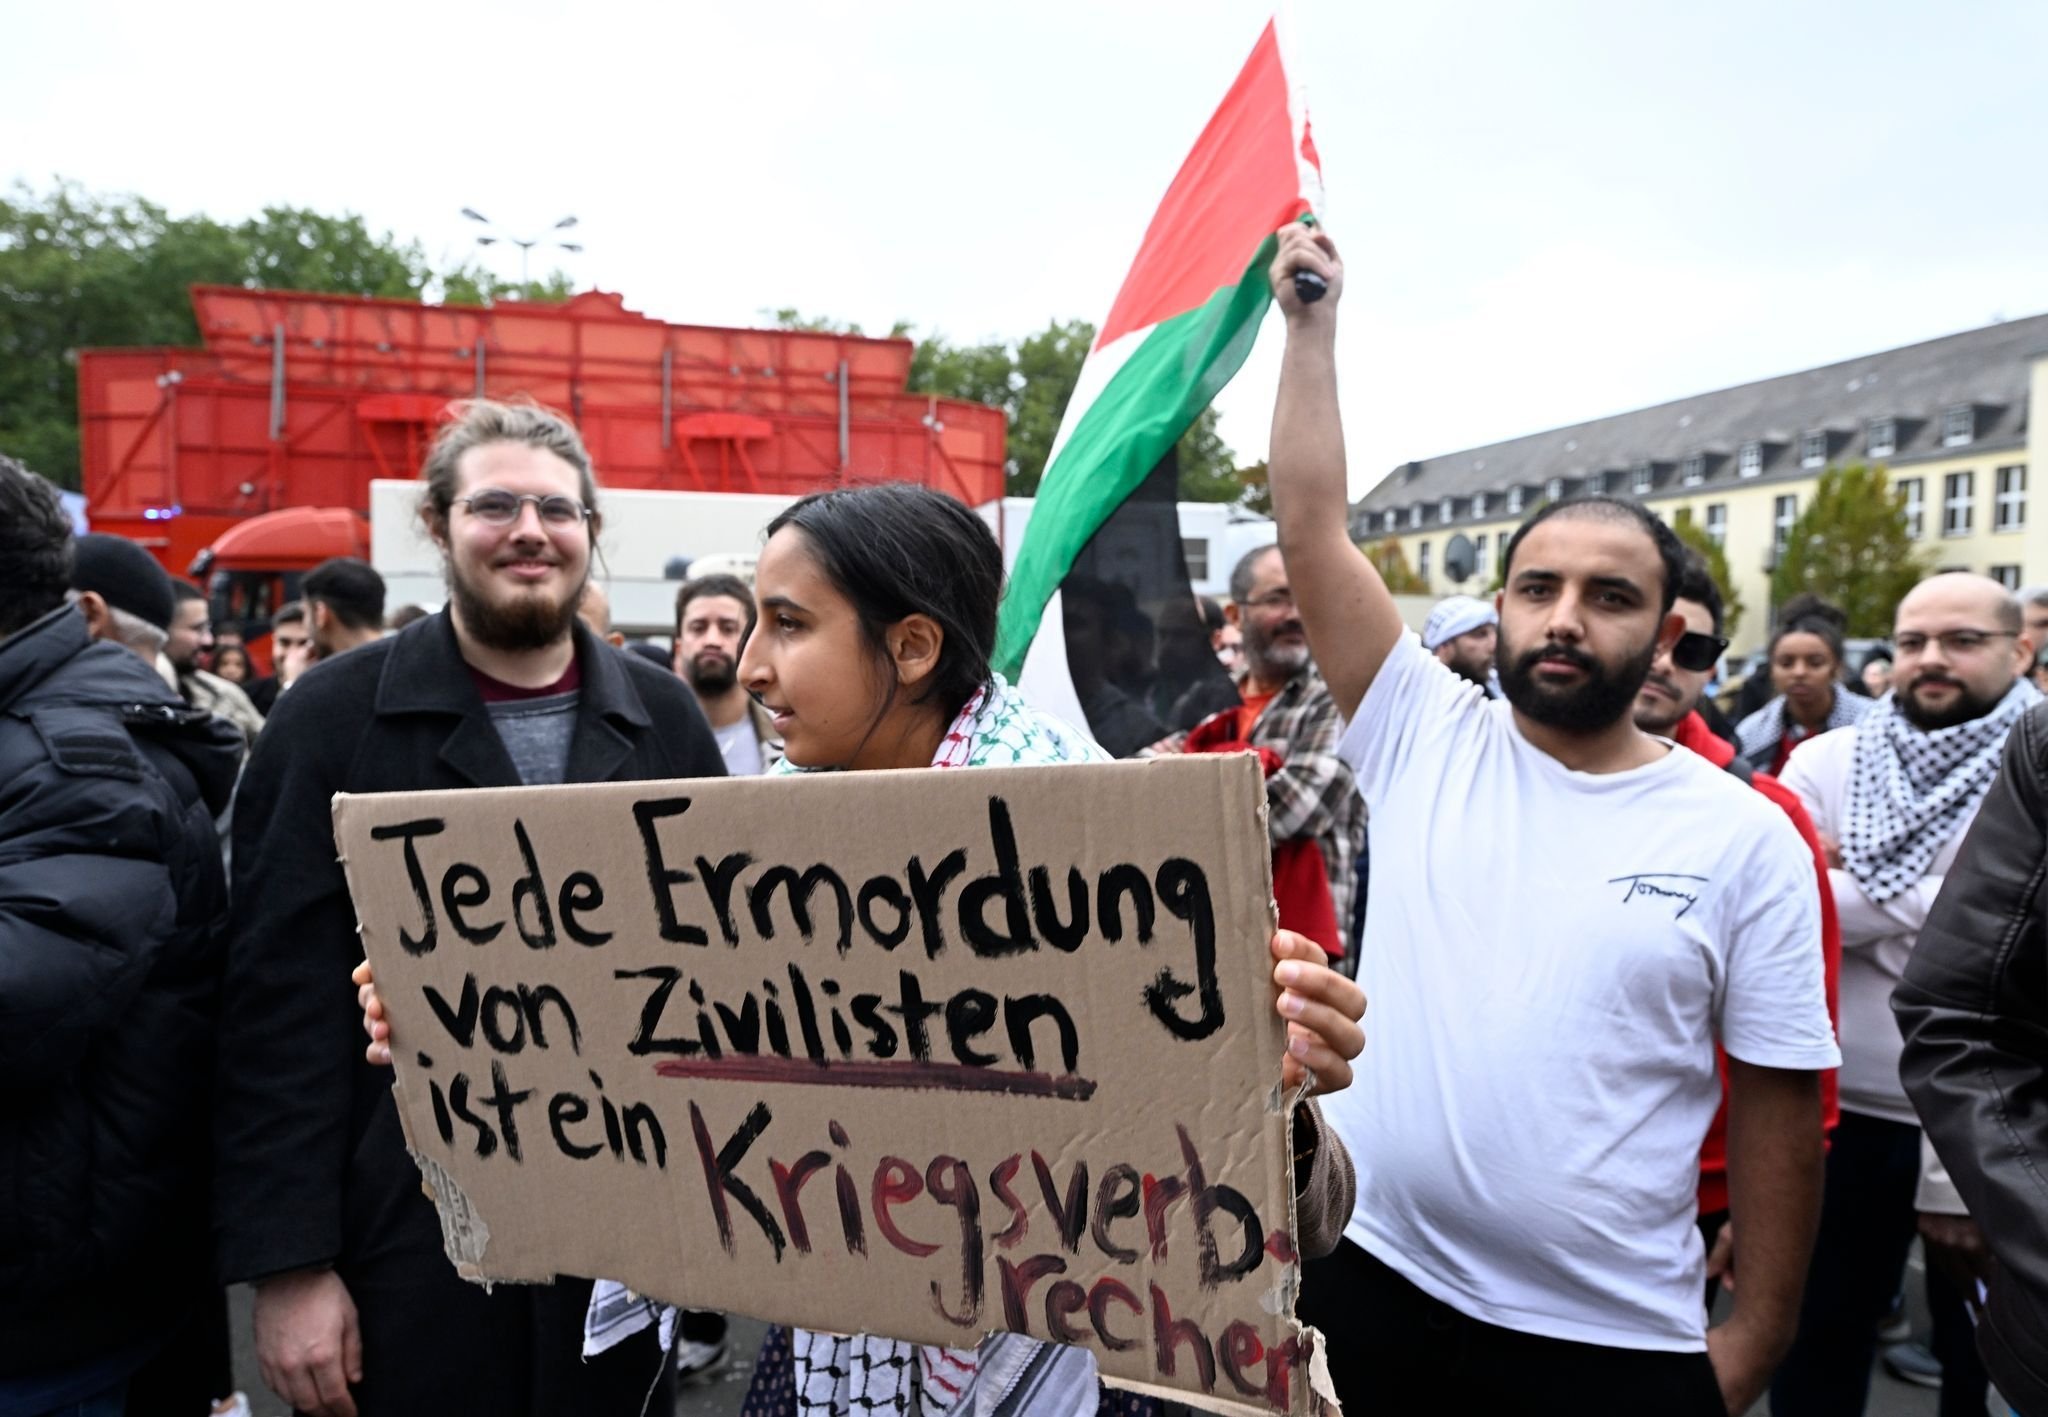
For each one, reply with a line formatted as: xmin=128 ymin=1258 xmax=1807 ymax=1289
xmin=1354 ymin=313 xmax=2047 ymax=525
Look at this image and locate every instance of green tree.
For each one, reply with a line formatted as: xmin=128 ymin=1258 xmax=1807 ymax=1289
xmin=1769 ymin=463 xmax=1932 ymax=635
xmin=1364 ymin=537 xmax=1428 ymax=594
xmin=1669 ymin=508 xmax=1747 ymax=640
xmin=439 ymin=264 xmax=576 ymax=306
xmin=0 ymin=180 xmax=439 ymax=487
xmin=1237 ymin=461 xmax=1271 ymax=517
xmin=780 ymin=309 xmax=1243 ymax=500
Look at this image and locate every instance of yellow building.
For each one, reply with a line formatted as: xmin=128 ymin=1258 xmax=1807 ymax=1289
xmin=1351 ymin=316 xmax=2048 ymax=656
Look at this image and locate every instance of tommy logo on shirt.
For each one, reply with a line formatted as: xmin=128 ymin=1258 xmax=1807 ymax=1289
xmin=1607 ymin=873 xmax=1709 ymax=918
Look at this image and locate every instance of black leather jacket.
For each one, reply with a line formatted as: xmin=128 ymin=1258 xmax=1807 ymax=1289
xmin=1895 ymin=699 xmax=2048 ymax=1414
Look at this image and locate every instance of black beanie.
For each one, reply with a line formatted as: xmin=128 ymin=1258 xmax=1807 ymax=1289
xmin=71 ymin=533 xmax=177 ymax=631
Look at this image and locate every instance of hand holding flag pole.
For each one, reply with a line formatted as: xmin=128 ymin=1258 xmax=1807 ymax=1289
xmin=1292 ymin=214 xmax=1328 ymax=303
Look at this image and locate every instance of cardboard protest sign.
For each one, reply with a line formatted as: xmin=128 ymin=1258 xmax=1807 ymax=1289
xmin=334 ymin=753 xmax=1324 ymax=1414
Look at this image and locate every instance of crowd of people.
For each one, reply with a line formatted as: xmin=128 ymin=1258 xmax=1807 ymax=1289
xmin=8 ymin=222 xmax=2048 ymax=1417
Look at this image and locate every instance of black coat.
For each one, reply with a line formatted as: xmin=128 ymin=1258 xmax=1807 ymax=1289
xmin=213 ymin=612 xmax=722 ymax=1414
xmin=0 ymin=607 xmax=240 ymax=1374
xmin=1896 ymin=701 xmax=2048 ymax=1414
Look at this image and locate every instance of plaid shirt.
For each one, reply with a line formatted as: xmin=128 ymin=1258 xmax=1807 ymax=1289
xmin=1247 ymin=668 xmax=1364 ymax=953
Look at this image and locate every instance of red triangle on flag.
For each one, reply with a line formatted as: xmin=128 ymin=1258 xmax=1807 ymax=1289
xmin=1093 ymin=20 xmax=1309 ymax=352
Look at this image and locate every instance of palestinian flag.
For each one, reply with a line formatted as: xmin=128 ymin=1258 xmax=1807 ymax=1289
xmin=997 ymin=17 xmax=1323 ymax=743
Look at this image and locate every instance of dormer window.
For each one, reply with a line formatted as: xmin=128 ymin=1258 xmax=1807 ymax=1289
xmin=1472 ymin=491 xmax=1488 ymax=518
xmin=1943 ymin=404 xmax=1975 ymax=447
xmin=1588 ymin=472 xmax=1609 ymax=495
xmin=1383 ymin=509 xmax=1396 ymax=534
xmin=1409 ymin=504 xmax=1423 ymax=529
xmin=1868 ymin=418 xmax=1896 ymax=459
xmin=1739 ymin=442 xmax=1763 ymax=478
xmin=1507 ymin=487 xmax=1524 ymax=515
xmin=1632 ymin=462 xmax=1654 ymax=495
xmin=1681 ymin=454 xmax=1706 ymax=487
xmin=1439 ymin=496 xmax=1455 ymax=523
xmin=1545 ymin=477 xmax=1564 ymax=502
xmin=1800 ymin=431 xmax=1828 ymax=470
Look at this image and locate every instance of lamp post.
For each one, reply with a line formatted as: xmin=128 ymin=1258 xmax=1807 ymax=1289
xmin=459 ymin=209 xmax=583 ymax=294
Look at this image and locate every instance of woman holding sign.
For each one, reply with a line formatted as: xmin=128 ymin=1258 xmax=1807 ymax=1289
xmin=357 ymin=484 xmax=1364 ymax=1416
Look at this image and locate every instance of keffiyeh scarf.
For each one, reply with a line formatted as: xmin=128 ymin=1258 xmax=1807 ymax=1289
xmin=586 ymin=675 xmax=1106 ymax=1414
xmin=1844 ymin=679 xmax=2041 ymax=901
xmin=1734 ymin=688 xmax=1872 ymax=765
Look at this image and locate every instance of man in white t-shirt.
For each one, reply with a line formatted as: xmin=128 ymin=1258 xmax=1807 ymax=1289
xmin=1268 ymin=223 xmax=1839 ymax=1415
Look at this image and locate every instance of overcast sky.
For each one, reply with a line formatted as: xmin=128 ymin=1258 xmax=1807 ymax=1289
xmin=7 ymin=0 xmax=2045 ymax=498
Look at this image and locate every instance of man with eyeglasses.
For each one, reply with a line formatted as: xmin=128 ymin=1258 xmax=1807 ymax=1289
xmin=214 ymin=401 xmax=725 ymax=1417
xmin=1205 ymin=543 xmax=1365 ymax=972
xmin=1771 ymin=571 xmax=2039 ymax=1415
xmin=1632 ymin=550 xmax=1844 ymax=1309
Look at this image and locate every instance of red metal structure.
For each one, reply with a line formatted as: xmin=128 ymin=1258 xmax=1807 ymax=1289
xmin=80 ymin=286 xmax=1008 ymax=574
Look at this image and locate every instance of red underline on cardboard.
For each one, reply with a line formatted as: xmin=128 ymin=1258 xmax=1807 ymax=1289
xmin=651 ymin=1056 xmax=1100 ymax=1101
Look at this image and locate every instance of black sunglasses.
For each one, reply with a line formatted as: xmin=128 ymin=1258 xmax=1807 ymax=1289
xmin=1672 ymin=630 xmax=1729 ymax=674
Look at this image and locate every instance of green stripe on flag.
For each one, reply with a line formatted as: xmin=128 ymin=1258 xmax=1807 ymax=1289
xmin=993 ymin=234 xmax=1280 ymax=679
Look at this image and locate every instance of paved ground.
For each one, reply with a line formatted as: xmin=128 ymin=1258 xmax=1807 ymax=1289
xmin=229 ymin=1265 xmax=1969 ymax=1415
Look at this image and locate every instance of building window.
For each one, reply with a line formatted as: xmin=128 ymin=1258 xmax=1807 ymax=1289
xmin=1773 ymin=494 xmax=1798 ymax=554
xmin=1682 ymin=454 xmax=1706 ymax=487
xmin=1417 ymin=541 xmax=1431 ymax=582
xmin=1632 ymin=463 xmax=1654 ymax=495
xmin=1943 ymin=404 xmax=1975 ymax=447
xmin=1944 ymin=471 xmax=1974 ymax=536
xmin=1472 ymin=491 xmax=1487 ymax=518
xmin=1409 ymin=504 xmax=1423 ymax=529
xmin=1739 ymin=442 xmax=1763 ymax=478
xmin=1800 ymin=431 xmax=1829 ymax=469
xmin=1993 ymin=565 xmax=2023 ymax=591
xmin=1507 ymin=487 xmax=1524 ymax=515
xmin=1439 ymin=496 xmax=1455 ymax=523
xmin=1473 ymin=532 xmax=1488 ymax=574
xmin=1705 ymin=503 xmax=1728 ymax=546
xmin=1899 ymin=477 xmax=1925 ymax=539
xmin=1868 ymin=418 xmax=1896 ymax=459
xmin=1383 ymin=509 xmax=1397 ymax=534
xmin=1181 ymin=537 xmax=1209 ymax=581
xmin=1996 ymin=464 xmax=2027 ymax=532
xmin=1545 ymin=477 xmax=1564 ymax=502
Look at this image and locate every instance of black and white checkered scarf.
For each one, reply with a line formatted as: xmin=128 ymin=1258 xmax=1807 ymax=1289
xmin=1844 ymin=679 xmax=2041 ymax=902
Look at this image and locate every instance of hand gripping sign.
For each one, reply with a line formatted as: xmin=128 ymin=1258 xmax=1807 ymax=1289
xmin=335 ymin=754 xmax=1330 ymax=1414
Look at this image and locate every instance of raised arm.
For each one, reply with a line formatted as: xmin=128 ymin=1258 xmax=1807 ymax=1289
xmin=1267 ymin=224 xmax=1410 ymax=722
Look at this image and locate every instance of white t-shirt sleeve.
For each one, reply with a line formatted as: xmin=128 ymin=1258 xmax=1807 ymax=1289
xmin=1338 ymin=632 xmax=1488 ymax=807
xmin=1718 ymin=813 xmax=1842 ymax=1071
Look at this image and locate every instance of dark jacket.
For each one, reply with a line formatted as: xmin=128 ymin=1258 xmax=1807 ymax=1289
xmin=211 ymin=612 xmax=716 ymax=1415
xmin=1895 ymin=700 xmax=2048 ymax=1414
xmin=214 ymin=611 xmax=726 ymax=1284
xmin=0 ymin=607 xmax=239 ymax=1374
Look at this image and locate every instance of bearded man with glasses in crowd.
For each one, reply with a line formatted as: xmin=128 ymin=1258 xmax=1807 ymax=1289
xmin=214 ymin=401 xmax=725 ymax=1417
xmin=1207 ymin=544 xmax=1365 ymax=972
xmin=1770 ymin=571 xmax=2039 ymax=1416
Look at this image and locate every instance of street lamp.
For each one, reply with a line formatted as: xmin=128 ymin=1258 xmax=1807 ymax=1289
xmin=459 ymin=209 xmax=582 ymax=293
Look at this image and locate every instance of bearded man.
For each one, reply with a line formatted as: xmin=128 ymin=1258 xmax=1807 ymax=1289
xmin=1771 ymin=572 xmax=2037 ymax=1417
xmin=1267 ymin=221 xmax=1838 ymax=1416
xmin=673 ymin=571 xmax=782 ymax=775
xmin=213 ymin=402 xmax=725 ymax=1417
xmin=1215 ymin=543 xmax=1365 ymax=967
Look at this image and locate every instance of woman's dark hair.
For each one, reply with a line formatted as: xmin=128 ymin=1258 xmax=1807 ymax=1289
xmin=1769 ymin=593 xmax=1848 ymax=669
xmin=212 ymin=643 xmax=252 ymax=680
xmin=765 ymin=483 xmax=1002 ymax=720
